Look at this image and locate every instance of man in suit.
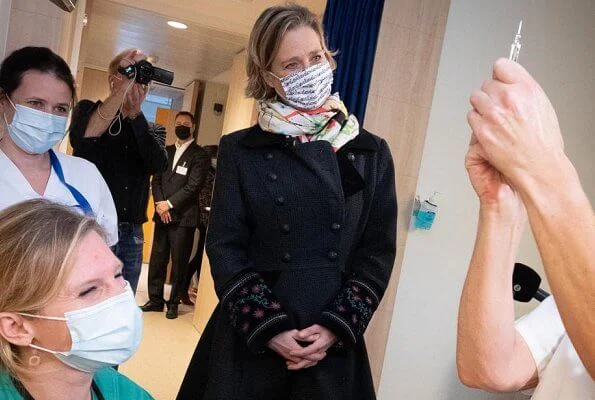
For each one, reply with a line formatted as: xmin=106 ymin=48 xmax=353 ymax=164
xmin=141 ymin=111 xmax=209 ymax=319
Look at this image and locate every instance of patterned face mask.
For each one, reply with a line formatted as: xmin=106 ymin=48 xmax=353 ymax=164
xmin=271 ymin=62 xmax=333 ymax=110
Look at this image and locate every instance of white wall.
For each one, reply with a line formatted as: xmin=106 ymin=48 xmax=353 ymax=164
xmin=197 ymin=81 xmax=228 ymax=145
xmin=5 ymin=0 xmax=68 ymax=55
xmin=182 ymin=80 xmax=199 ymax=116
xmin=378 ymin=0 xmax=595 ymax=399
xmin=513 ymin=0 xmax=595 ymax=316
xmin=3 ymin=0 xmax=86 ymax=73
xmin=210 ymin=69 xmax=231 ymax=85
xmin=0 ymin=0 xmax=11 ymax=59
xmin=221 ymin=50 xmax=257 ymax=135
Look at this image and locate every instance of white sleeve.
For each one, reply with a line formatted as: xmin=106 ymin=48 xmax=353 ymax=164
xmin=95 ymin=171 xmax=119 ymax=247
xmin=515 ymin=296 xmax=566 ymax=376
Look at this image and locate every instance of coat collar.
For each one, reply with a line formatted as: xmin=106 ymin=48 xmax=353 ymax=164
xmin=338 ymin=130 xmax=379 ymax=153
xmin=240 ymin=125 xmax=379 ymax=153
xmin=240 ymin=127 xmax=289 ymax=148
xmin=240 ymin=125 xmax=376 ymax=198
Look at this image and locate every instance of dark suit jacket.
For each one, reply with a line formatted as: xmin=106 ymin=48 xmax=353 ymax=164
xmin=151 ymin=141 xmax=209 ymax=227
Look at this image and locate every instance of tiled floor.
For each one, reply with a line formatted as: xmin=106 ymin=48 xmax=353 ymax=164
xmin=120 ymin=264 xmax=201 ymax=400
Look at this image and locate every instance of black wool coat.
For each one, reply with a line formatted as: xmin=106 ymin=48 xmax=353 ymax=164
xmin=177 ymin=125 xmax=397 ymax=400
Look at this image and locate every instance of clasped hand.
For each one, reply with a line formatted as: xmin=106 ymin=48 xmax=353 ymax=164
xmin=466 ymin=58 xmax=564 ymax=199
xmin=267 ymin=325 xmax=337 ymax=370
xmin=155 ymin=201 xmax=171 ymax=224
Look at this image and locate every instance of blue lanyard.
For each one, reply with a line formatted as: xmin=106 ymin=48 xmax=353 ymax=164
xmin=48 ymin=150 xmax=94 ymax=216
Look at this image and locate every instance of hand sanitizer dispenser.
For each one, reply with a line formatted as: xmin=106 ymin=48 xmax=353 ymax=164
xmin=415 ymin=192 xmax=440 ymax=230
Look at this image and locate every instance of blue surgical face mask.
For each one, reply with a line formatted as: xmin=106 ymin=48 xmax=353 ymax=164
xmin=19 ymin=283 xmax=143 ymax=373
xmin=3 ymin=97 xmax=68 ymax=154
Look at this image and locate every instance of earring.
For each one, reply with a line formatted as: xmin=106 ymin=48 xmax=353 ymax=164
xmin=28 ymin=349 xmax=40 ymax=367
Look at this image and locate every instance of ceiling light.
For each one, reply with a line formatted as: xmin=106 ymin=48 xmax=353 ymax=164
xmin=167 ymin=21 xmax=188 ymax=30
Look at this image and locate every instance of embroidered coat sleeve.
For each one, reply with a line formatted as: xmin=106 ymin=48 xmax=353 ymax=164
xmin=319 ymin=139 xmax=398 ymax=347
xmin=206 ymin=135 xmax=294 ymax=352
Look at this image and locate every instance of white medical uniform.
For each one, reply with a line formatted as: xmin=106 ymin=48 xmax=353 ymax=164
xmin=0 ymin=148 xmax=118 ymax=246
xmin=516 ymin=296 xmax=594 ymax=399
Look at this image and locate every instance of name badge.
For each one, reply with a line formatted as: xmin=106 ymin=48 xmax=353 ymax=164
xmin=176 ymin=166 xmax=188 ymax=176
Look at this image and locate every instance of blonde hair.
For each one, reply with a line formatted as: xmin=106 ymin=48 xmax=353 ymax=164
xmin=0 ymin=200 xmax=104 ymax=376
xmin=245 ymin=3 xmax=336 ymax=101
xmin=108 ymin=48 xmax=137 ymax=76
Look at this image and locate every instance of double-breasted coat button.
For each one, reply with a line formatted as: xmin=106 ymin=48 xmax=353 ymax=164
xmin=327 ymin=251 xmax=339 ymax=261
xmin=268 ymin=173 xmax=278 ymax=182
xmin=331 ymin=222 xmax=342 ymax=231
xmin=275 ymin=196 xmax=285 ymax=206
xmin=347 ymin=152 xmax=355 ymax=162
xmin=281 ymin=224 xmax=291 ymax=234
xmin=282 ymin=252 xmax=292 ymax=263
xmin=265 ymin=152 xmax=274 ymax=160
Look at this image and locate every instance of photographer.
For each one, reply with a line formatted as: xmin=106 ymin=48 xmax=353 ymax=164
xmin=69 ymin=49 xmax=168 ymax=294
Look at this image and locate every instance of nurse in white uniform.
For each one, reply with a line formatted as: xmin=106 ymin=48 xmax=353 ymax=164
xmin=0 ymin=47 xmax=117 ymax=246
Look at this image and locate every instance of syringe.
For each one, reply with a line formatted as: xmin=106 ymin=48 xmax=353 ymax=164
xmin=509 ymin=20 xmax=523 ymax=62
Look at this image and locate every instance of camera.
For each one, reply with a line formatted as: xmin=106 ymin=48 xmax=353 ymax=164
xmin=117 ymin=60 xmax=174 ymax=85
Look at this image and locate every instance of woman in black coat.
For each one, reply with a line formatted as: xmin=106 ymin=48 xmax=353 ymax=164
xmin=177 ymin=4 xmax=397 ymax=400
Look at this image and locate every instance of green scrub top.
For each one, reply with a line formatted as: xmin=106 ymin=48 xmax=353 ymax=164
xmin=0 ymin=367 xmax=154 ymax=399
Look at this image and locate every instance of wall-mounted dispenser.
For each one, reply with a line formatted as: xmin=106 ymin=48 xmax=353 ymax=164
xmin=414 ymin=191 xmax=441 ymax=230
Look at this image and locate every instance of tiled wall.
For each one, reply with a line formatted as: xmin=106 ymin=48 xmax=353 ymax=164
xmin=362 ymin=0 xmax=451 ymax=388
xmin=5 ymin=0 xmax=68 ymax=55
xmin=0 ymin=0 xmax=11 ymax=59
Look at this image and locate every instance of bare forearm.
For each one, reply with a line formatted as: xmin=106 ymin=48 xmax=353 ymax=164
xmin=520 ymin=157 xmax=595 ymax=378
xmin=457 ymin=206 xmax=526 ymax=388
xmin=83 ymin=89 xmax=126 ymax=138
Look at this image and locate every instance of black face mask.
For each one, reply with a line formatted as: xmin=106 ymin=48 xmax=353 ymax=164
xmin=175 ymin=125 xmax=192 ymax=140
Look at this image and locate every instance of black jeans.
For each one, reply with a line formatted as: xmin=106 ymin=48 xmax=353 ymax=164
xmin=147 ymin=223 xmax=195 ymax=305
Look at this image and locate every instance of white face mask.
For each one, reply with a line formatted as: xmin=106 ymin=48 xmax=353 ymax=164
xmin=272 ymin=61 xmax=333 ymax=110
xmin=3 ymin=98 xmax=68 ymax=154
xmin=19 ymin=283 xmax=143 ymax=373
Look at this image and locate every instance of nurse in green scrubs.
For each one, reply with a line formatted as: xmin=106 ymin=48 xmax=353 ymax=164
xmin=0 ymin=200 xmax=153 ymax=400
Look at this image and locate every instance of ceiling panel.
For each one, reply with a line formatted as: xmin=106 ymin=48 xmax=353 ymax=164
xmin=81 ymin=0 xmax=327 ymax=88
xmin=82 ymin=0 xmax=250 ymax=87
xmin=106 ymin=0 xmax=327 ymax=37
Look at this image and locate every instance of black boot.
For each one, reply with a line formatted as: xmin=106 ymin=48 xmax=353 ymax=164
xmin=140 ymin=301 xmax=164 ymax=312
xmin=166 ymin=303 xmax=178 ymax=319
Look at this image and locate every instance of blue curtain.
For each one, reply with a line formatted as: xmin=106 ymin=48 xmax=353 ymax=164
xmin=323 ymin=0 xmax=385 ymax=123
